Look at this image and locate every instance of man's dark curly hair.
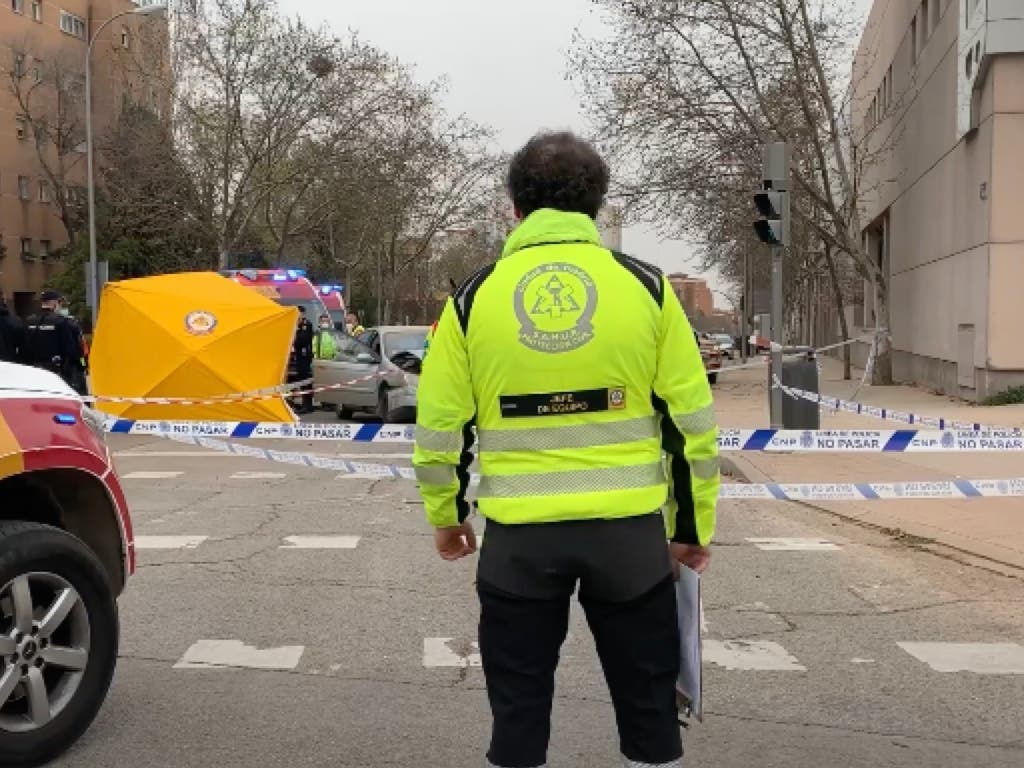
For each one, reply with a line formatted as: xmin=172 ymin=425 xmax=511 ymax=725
xmin=507 ymin=131 xmax=610 ymax=219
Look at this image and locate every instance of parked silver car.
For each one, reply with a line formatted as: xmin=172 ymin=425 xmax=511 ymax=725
xmin=313 ymin=325 xmax=428 ymax=422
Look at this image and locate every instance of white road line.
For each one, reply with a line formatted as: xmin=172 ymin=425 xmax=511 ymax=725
xmin=134 ymin=535 xmax=209 ymax=550
xmin=115 ymin=452 xmax=232 ymax=458
xmin=174 ymin=640 xmax=305 ymax=671
xmin=279 ymin=535 xmax=361 ymax=550
xmin=423 ymin=638 xmax=482 ymax=668
xmin=703 ymin=640 xmax=807 ymax=671
xmin=897 ymin=642 xmax=1024 ymax=674
xmin=230 ymin=471 xmax=287 ymax=480
xmin=122 ymin=471 xmax=184 ymax=480
xmin=746 ymin=537 xmax=840 ymax=551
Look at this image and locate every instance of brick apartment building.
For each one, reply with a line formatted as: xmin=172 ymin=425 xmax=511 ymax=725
xmin=0 ymin=0 xmax=167 ymax=316
xmin=666 ymin=272 xmax=714 ymax=319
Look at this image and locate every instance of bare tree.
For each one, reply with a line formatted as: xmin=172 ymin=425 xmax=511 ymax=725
xmin=2 ymin=40 xmax=88 ymax=241
xmin=173 ymin=0 xmax=395 ymax=267
xmin=575 ymin=0 xmax=901 ymax=383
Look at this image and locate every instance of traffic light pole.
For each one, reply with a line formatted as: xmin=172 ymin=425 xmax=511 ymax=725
xmin=770 ymin=244 xmax=784 ymax=428
xmin=762 ymin=143 xmax=790 ymax=428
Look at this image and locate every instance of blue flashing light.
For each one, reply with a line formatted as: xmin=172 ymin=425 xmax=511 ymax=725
xmin=320 ymin=286 xmax=332 ymax=295
xmin=272 ymin=273 xmax=289 ymax=282
xmin=54 ymin=413 xmax=78 ymax=425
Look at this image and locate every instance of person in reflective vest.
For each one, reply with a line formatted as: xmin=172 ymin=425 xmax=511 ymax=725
xmin=413 ymin=131 xmax=719 ymax=768
xmin=313 ymin=313 xmax=337 ymax=359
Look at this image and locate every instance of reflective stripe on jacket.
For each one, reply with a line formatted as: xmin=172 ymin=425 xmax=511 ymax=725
xmin=412 ymin=208 xmax=718 ymax=545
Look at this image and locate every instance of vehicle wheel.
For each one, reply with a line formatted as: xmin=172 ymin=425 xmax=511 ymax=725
xmin=336 ymin=405 xmax=353 ymax=421
xmin=376 ymin=387 xmax=392 ymax=423
xmin=0 ymin=521 xmax=119 ymax=768
xmin=707 ymin=373 xmax=718 ymax=386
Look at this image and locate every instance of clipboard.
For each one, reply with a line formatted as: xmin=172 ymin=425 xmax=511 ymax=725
xmin=675 ymin=565 xmax=703 ymax=724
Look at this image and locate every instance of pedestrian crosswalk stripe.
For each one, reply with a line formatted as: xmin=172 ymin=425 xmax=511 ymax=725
xmin=422 ymin=638 xmax=482 ymax=668
xmin=123 ymin=471 xmax=184 ymax=480
xmin=746 ymin=537 xmax=840 ymax=551
xmin=135 ymin=535 xmax=209 ymax=550
xmin=230 ymin=471 xmax=287 ymax=480
xmin=897 ymin=642 xmax=1024 ymax=674
xmin=174 ymin=639 xmax=305 ymax=670
xmin=279 ymin=535 xmax=361 ymax=549
xmin=703 ymin=640 xmax=807 ymax=671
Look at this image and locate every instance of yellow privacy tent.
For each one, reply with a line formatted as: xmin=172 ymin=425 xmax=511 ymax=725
xmin=90 ymin=272 xmax=297 ymax=422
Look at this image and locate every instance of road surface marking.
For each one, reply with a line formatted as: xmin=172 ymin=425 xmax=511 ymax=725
xmin=279 ymin=535 xmax=361 ymax=549
xmin=704 ymin=640 xmax=807 ymax=671
xmin=230 ymin=471 xmax=288 ymax=480
xmin=174 ymin=640 xmax=305 ymax=670
xmin=115 ymin=451 xmax=234 ymax=458
xmin=122 ymin=471 xmax=184 ymax=480
xmin=746 ymin=537 xmax=840 ymax=551
xmin=897 ymin=642 xmax=1024 ymax=674
xmin=423 ymin=638 xmax=482 ymax=668
xmin=850 ymin=658 xmax=876 ymax=664
xmin=134 ymin=535 xmax=209 ymax=550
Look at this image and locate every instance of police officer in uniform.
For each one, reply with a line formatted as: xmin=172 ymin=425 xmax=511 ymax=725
xmin=413 ymin=131 xmax=719 ymax=768
xmin=290 ymin=307 xmax=315 ymax=414
xmin=24 ymin=291 xmax=83 ymax=388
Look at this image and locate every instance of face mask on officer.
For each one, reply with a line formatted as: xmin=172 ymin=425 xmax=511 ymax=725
xmin=319 ymin=317 xmax=330 ymax=330
xmin=58 ymin=307 xmax=70 ymax=317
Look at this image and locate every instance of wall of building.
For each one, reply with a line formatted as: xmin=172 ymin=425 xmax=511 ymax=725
xmin=852 ymin=0 xmax=1024 ymax=399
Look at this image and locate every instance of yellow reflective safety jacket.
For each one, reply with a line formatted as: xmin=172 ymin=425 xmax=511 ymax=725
xmin=412 ymin=208 xmax=719 ymax=545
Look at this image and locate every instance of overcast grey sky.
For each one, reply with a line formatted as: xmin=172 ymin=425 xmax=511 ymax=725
xmin=279 ymin=0 xmax=873 ymax=307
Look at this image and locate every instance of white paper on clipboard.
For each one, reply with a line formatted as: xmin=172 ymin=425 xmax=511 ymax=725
xmin=675 ymin=565 xmax=703 ymax=723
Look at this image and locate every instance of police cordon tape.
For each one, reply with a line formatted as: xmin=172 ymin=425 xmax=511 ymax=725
xmin=160 ymin=433 xmax=1024 ymax=502
xmin=772 ymin=376 xmax=1014 ymax=433
xmin=102 ymin=418 xmax=1024 ymax=452
xmin=80 ymin=373 xmax=383 ymax=406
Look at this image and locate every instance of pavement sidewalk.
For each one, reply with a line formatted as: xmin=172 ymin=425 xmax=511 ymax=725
xmin=715 ymin=357 xmax=1024 ymax=574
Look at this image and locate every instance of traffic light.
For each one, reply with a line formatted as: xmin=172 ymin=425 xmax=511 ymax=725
xmin=753 ymin=186 xmax=786 ymax=246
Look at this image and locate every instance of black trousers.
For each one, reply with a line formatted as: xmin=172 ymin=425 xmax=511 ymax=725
xmin=289 ymin=365 xmax=313 ymax=411
xmin=477 ymin=519 xmax=682 ymax=768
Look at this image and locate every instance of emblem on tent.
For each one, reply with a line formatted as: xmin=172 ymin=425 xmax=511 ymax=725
xmin=184 ymin=311 xmax=218 ymax=336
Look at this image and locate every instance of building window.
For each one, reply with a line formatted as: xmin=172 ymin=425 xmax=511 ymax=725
xmin=39 ymin=240 xmax=51 ymax=259
xmin=16 ymin=116 xmax=27 ymax=140
xmin=11 ymin=0 xmax=24 ymax=14
xmin=31 ymin=0 xmax=40 ymax=21
xmin=38 ymin=180 xmax=49 ymax=203
xmin=17 ymin=176 xmax=30 ymax=200
xmin=121 ymin=26 xmax=131 ymax=48
xmin=20 ymin=238 xmax=32 ymax=257
xmin=60 ymin=10 xmax=87 ymax=40
xmin=12 ymin=53 xmax=25 ymax=78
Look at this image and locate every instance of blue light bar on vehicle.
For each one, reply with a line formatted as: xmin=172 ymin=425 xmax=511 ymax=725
xmin=54 ymin=413 xmax=78 ymax=425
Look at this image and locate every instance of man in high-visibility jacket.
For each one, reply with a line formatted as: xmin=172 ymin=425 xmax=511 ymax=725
xmin=313 ymin=314 xmax=337 ymax=359
xmin=413 ymin=130 xmax=718 ymax=768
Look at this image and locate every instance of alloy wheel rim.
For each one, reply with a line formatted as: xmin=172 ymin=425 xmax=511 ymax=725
xmin=0 ymin=572 xmax=91 ymax=733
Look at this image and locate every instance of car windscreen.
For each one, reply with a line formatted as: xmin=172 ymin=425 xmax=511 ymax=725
xmin=383 ymin=331 xmax=428 ymax=359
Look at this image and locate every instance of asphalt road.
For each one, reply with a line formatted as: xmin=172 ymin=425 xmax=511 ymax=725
xmin=54 ymin=411 xmax=1024 ymax=767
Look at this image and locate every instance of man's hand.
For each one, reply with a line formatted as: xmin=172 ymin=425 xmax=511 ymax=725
xmin=434 ymin=522 xmax=478 ymax=561
xmin=669 ymin=542 xmax=711 ymax=577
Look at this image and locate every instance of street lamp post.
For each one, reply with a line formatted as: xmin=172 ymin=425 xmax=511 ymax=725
xmin=85 ymin=2 xmax=167 ymax=328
